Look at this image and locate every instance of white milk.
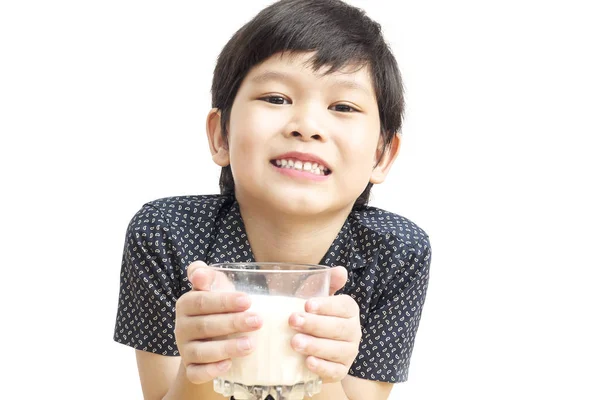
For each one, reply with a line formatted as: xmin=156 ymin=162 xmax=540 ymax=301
xmin=223 ymin=294 xmax=319 ymax=387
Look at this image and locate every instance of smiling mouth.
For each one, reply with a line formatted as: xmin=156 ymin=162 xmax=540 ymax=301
xmin=270 ymin=158 xmax=332 ymax=176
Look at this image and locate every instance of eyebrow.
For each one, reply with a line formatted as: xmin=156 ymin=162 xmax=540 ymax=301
xmin=250 ymin=70 xmax=372 ymax=96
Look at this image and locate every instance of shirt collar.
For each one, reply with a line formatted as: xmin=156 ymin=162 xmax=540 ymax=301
xmin=205 ymin=198 xmax=255 ymax=264
xmin=206 ymin=197 xmax=365 ymax=272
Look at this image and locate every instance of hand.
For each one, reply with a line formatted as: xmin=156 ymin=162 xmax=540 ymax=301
xmin=174 ymin=261 xmax=263 ymax=384
xmin=288 ymin=266 xmax=361 ymax=383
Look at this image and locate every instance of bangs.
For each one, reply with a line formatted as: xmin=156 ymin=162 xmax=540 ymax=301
xmin=214 ymin=0 xmax=381 ymax=109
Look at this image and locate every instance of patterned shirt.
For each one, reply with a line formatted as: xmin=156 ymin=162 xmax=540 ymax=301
xmin=114 ymin=194 xmax=431 ymax=384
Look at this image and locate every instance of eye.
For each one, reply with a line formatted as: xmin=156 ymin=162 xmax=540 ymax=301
xmin=260 ymin=95 xmax=291 ymax=105
xmin=330 ymin=103 xmax=358 ymax=113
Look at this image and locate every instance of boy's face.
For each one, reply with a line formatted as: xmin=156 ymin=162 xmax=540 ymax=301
xmin=207 ymin=51 xmax=399 ymax=217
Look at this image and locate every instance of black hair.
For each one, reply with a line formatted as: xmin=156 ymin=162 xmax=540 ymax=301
xmin=211 ymin=0 xmax=404 ymax=209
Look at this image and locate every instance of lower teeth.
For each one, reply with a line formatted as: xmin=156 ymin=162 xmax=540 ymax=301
xmin=279 ymin=165 xmax=322 ymax=175
xmin=273 ymin=161 xmax=328 ymax=175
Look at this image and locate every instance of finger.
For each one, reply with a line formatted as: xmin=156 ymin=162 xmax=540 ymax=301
xmin=293 ymin=273 xmax=329 ymax=298
xmin=329 ymin=266 xmax=348 ymax=295
xmin=177 ymin=291 xmax=252 ymax=316
xmin=185 ymin=359 xmax=232 ymax=384
xmin=291 ymin=333 xmax=357 ymax=365
xmin=289 ymin=312 xmax=357 ymax=341
xmin=178 ymin=311 xmax=262 ymax=339
xmin=305 ymin=355 xmax=348 ymax=384
xmin=211 ymin=268 xmax=237 ymax=291
xmin=305 ymin=294 xmax=359 ymax=318
xmin=187 ymin=261 xmax=216 ymax=291
xmin=187 ymin=260 xmax=207 ymax=281
xmin=182 ymin=336 xmax=255 ymax=366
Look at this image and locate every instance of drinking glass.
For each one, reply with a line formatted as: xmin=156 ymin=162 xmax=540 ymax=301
xmin=209 ymin=262 xmax=330 ymax=400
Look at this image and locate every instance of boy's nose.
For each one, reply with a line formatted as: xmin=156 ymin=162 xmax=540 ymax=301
xmin=290 ymin=130 xmax=323 ymax=141
xmin=285 ymin=104 xmax=327 ymax=142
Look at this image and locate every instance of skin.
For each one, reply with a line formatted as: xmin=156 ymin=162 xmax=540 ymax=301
xmin=136 ymin=51 xmax=401 ymax=400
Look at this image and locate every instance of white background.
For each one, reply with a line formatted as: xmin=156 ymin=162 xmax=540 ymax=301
xmin=1 ymin=1 xmax=599 ymax=399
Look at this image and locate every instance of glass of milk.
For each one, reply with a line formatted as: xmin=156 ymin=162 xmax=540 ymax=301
xmin=209 ymin=262 xmax=331 ymax=400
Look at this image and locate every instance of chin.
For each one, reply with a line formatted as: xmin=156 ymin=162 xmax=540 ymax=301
xmin=237 ymin=181 xmax=358 ymax=218
xmin=266 ymin=189 xmax=352 ymax=218
xmin=275 ymin=199 xmax=328 ymax=217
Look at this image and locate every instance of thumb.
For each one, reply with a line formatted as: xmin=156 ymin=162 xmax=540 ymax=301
xmin=329 ymin=266 xmax=348 ymax=296
xmin=186 ymin=260 xmax=215 ymax=291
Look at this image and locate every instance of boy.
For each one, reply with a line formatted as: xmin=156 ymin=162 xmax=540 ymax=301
xmin=114 ymin=0 xmax=431 ymax=399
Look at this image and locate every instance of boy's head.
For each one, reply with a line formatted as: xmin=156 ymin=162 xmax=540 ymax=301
xmin=207 ymin=0 xmax=403 ymax=215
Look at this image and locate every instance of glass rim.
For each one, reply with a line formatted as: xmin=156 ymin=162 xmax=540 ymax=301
xmin=208 ymin=261 xmax=329 ymax=273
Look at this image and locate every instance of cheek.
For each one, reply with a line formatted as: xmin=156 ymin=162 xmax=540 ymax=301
xmin=336 ymin=126 xmax=380 ymax=182
xmin=229 ymin=105 xmax=281 ymax=146
xmin=338 ymin=125 xmax=380 ymax=163
xmin=227 ymin=106 xmax=280 ymax=179
xmin=347 ymin=157 xmax=377 ymax=185
xmin=228 ymin=109 xmax=261 ymax=156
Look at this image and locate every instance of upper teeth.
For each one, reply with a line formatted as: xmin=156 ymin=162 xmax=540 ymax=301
xmin=275 ymin=159 xmax=328 ymax=175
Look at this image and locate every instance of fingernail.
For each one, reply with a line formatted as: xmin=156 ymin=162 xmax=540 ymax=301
xmin=245 ymin=315 xmax=260 ymax=327
xmin=238 ymin=337 xmax=252 ymax=351
xmin=307 ymin=300 xmax=319 ymax=312
xmin=307 ymin=356 xmax=318 ymax=370
xmin=294 ymin=335 xmax=307 ymax=351
xmin=293 ymin=314 xmax=305 ymax=328
xmin=236 ymin=296 xmax=250 ymax=309
xmin=217 ymin=359 xmax=231 ymax=371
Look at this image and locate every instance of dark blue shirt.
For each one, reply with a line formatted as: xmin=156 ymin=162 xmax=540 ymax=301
xmin=114 ymin=194 xmax=431 ymax=384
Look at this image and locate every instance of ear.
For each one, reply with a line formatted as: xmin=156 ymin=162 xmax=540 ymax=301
xmin=370 ymin=133 xmax=401 ymax=184
xmin=206 ymin=108 xmax=230 ymax=167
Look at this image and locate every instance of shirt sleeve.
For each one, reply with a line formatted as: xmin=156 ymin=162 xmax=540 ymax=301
xmin=348 ymin=236 xmax=432 ymax=383
xmin=113 ymin=204 xmax=181 ymax=356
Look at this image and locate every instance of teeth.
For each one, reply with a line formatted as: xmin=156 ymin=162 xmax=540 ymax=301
xmin=274 ymin=158 xmax=329 ymax=175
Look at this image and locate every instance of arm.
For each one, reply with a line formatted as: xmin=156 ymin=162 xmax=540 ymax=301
xmin=115 ymin=210 xmax=255 ymax=399
xmin=135 ymin=351 xmax=179 ymax=400
xmin=307 ymin=376 xmax=392 ymax=400
xmin=305 ymin=238 xmax=432 ymax=399
xmin=134 ymin=262 xmax=262 ymax=400
xmin=341 ymin=375 xmax=393 ymax=400
xmin=136 ymin=350 xmax=225 ymax=400
xmin=290 ymin=267 xmax=392 ymax=400
xmin=135 ymin=350 xmax=391 ymax=400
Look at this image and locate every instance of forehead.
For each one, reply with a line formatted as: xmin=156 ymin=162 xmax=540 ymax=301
xmin=243 ymin=51 xmax=375 ymax=97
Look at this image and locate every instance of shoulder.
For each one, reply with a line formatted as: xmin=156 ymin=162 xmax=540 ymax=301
xmin=349 ymin=205 xmax=430 ymax=248
xmin=130 ymin=194 xmax=234 ymax=228
xmin=346 ymin=205 xmax=431 ymax=272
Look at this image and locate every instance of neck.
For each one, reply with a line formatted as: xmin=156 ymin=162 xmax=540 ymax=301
xmin=237 ymin=199 xmax=352 ymax=265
